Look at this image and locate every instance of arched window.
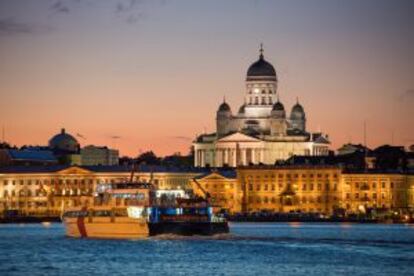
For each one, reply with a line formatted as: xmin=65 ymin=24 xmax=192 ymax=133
xmin=261 ymin=90 xmax=265 ymax=94
xmin=268 ymin=97 xmax=272 ymax=104
xmin=261 ymin=97 xmax=266 ymax=104
xmin=255 ymin=97 xmax=259 ymax=104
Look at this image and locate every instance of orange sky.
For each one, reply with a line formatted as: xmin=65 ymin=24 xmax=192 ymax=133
xmin=0 ymin=1 xmax=413 ymax=156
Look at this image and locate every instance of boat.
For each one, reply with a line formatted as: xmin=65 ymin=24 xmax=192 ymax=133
xmin=62 ymin=178 xmax=229 ymax=239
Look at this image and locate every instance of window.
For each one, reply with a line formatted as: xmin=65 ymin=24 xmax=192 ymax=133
xmin=261 ymin=97 xmax=266 ymax=104
xmin=255 ymin=97 xmax=259 ymax=104
xmin=268 ymin=97 xmax=272 ymax=104
xmin=302 ymin=184 xmax=306 ymax=191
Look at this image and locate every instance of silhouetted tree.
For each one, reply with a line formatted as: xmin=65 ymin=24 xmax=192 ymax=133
xmin=136 ymin=151 xmax=161 ymax=165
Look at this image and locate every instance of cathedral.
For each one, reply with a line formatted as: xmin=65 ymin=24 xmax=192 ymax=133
xmin=193 ymin=46 xmax=330 ymax=167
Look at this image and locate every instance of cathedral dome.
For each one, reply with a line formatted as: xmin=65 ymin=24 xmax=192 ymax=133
xmin=238 ymin=104 xmax=246 ymax=114
xmin=246 ymin=45 xmax=277 ymax=81
xmin=290 ymin=99 xmax=305 ymax=119
xmin=272 ymin=101 xmax=285 ymax=111
xmin=49 ymin=128 xmax=80 ymax=153
xmin=292 ymin=103 xmax=304 ymax=113
xmin=218 ymin=101 xmax=231 ymax=112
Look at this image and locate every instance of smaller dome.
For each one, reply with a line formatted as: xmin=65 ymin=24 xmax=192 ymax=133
xmin=272 ymin=101 xmax=285 ymax=111
xmin=292 ymin=103 xmax=304 ymax=113
xmin=218 ymin=102 xmax=231 ymax=112
xmin=291 ymin=99 xmax=305 ymax=119
xmin=49 ymin=128 xmax=79 ymax=153
xmin=238 ymin=104 xmax=246 ymax=114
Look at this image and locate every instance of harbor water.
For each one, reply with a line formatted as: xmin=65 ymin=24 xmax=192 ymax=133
xmin=0 ymin=222 xmax=413 ymax=275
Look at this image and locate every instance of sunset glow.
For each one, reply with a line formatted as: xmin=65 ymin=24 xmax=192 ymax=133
xmin=0 ymin=0 xmax=413 ymax=156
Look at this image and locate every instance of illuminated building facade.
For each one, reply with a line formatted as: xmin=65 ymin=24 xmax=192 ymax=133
xmin=0 ymin=166 xmax=201 ymax=217
xmin=191 ymin=171 xmax=241 ymax=213
xmin=238 ymin=166 xmax=342 ymax=214
xmin=193 ymin=46 xmax=330 ymax=168
xmin=238 ymin=167 xmax=413 ymax=215
xmin=0 ymin=165 xmax=412 ymax=217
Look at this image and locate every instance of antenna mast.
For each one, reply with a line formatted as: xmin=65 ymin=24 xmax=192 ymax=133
xmin=364 ymin=121 xmax=368 ymax=172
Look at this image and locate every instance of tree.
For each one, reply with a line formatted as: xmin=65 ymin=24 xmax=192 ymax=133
xmin=136 ymin=151 xmax=161 ymax=165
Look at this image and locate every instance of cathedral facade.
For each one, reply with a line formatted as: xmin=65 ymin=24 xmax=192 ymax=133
xmin=193 ymin=46 xmax=330 ymax=168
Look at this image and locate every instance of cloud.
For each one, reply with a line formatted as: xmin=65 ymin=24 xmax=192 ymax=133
xmin=169 ymin=136 xmax=192 ymax=141
xmin=399 ymin=89 xmax=414 ymax=101
xmin=0 ymin=18 xmax=51 ymax=36
xmin=50 ymin=1 xmax=70 ymax=14
xmin=115 ymin=0 xmax=145 ymax=24
xmin=115 ymin=0 xmax=142 ymax=14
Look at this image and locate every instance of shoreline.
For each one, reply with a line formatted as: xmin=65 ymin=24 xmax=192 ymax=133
xmin=0 ymin=217 xmax=411 ymax=224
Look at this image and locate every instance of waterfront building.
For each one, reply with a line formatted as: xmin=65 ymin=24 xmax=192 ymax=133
xmin=237 ymin=165 xmax=342 ymax=214
xmin=0 ymin=165 xmax=202 ymax=217
xmin=191 ymin=170 xmax=241 ymax=213
xmin=237 ymin=166 xmax=413 ymax=216
xmin=0 ymin=149 xmax=57 ymax=166
xmin=193 ymin=46 xmax=330 ymax=168
xmin=81 ymin=145 xmax=119 ymax=166
xmin=0 ymin=164 xmax=412 ymax=218
xmin=340 ymin=173 xmax=410 ymax=213
xmin=337 ymin=144 xmax=370 ymax=155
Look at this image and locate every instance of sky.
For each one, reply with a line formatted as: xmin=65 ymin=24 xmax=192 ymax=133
xmin=0 ymin=0 xmax=413 ymax=157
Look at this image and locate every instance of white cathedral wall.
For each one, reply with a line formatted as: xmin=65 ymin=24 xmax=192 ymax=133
xmin=263 ymin=142 xmax=313 ymax=163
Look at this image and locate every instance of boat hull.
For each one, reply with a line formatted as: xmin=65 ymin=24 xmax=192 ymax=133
xmin=64 ymin=217 xmax=229 ymax=239
xmin=149 ymin=221 xmax=229 ymax=236
xmin=64 ymin=217 xmax=149 ymax=239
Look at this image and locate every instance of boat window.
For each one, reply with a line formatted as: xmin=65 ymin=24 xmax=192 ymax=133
xmin=113 ymin=209 xmax=128 ymax=217
xmin=63 ymin=211 xmax=88 ymax=217
xmin=93 ymin=210 xmax=112 ymax=217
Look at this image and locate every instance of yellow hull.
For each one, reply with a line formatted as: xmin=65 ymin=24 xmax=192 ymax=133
xmin=64 ymin=217 xmax=149 ymax=239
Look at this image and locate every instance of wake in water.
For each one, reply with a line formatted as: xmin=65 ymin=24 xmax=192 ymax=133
xmin=150 ymin=233 xmax=414 ymax=247
xmin=151 ymin=233 xmax=237 ymax=241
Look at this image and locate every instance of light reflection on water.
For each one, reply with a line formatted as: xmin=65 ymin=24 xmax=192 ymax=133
xmin=0 ymin=222 xmax=413 ymax=276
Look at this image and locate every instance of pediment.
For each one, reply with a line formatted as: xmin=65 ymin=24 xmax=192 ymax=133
xmin=57 ymin=166 xmax=92 ymax=175
xmin=217 ymin=132 xmax=261 ymax=143
xmin=198 ymin=172 xmax=232 ymax=180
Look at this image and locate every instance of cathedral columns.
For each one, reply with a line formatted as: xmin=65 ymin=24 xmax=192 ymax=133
xmin=224 ymin=149 xmax=228 ymax=166
xmin=195 ymin=150 xmax=199 ymax=167
xmin=251 ymin=149 xmax=256 ymax=164
xmin=200 ymin=150 xmax=205 ymax=167
xmin=242 ymin=148 xmax=247 ymax=166
xmin=259 ymin=149 xmax=264 ymax=164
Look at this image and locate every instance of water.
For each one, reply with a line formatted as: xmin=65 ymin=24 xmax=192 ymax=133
xmin=0 ymin=223 xmax=413 ymax=276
